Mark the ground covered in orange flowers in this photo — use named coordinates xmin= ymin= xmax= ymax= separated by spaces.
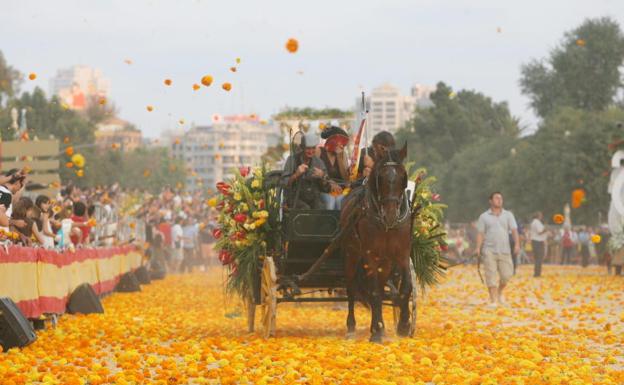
xmin=2 ymin=265 xmax=623 ymax=385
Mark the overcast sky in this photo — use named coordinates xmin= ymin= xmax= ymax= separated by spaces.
xmin=1 ymin=0 xmax=623 ymax=137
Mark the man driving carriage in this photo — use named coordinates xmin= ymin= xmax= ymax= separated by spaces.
xmin=281 ymin=132 xmax=331 ymax=209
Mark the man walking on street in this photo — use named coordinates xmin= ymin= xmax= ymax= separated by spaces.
xmin=476 ymin=192 xmax=520 ymax=307
xmin=530 ymin=211 xmax=547 ymax=277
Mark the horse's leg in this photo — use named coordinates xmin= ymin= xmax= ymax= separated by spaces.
xmin=368 ymin=273 xmax=384 ymax=343
xmin=346 ymin=286 xmax=356 ymax=339
xmin=397 ymin=265 xmax=412 ymax=337
xmin=344 ymin=246 xmax=358 ymax=339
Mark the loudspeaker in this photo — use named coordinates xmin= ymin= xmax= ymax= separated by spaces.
xmin=115 ymin=272 xmax=141 ymax=292
xmin=0 ymin=298 xmax=37 ymax=352
xmin=134 ymin=266 xmax=151 ymax=285
xmin=67 ymin=283 xmax=104 ymax=315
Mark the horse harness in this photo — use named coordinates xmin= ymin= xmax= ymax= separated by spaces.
xmin=363 ymin=160 xmax=411 ymax=232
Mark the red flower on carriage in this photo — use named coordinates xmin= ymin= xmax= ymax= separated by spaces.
xmin=212 ymin=228 xmax=222 ymax=239
xmin=219 ymin=250 xmax=233 ymax=265
xmin=229 ymin=231 xmax=246 ymax=241
xmin=216 ymin=182 xmax=231 ymax=195
xmin=233 ymin=213 xmax=247 ymax=223
xmin=239 ymin=166 xmax=250 ymax=177
xmin=432 ymin=193 xmax=441 ymax=202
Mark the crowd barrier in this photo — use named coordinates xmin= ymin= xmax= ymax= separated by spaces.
xmin=0 ymin=245 xmax=143 ymax=318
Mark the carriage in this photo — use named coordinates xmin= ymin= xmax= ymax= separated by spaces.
xmin=245 ymin=169 xmax=419 ymax=339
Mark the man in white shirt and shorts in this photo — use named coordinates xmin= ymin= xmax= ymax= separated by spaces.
xmin=476 ymin=192 xmax=520 ymax=307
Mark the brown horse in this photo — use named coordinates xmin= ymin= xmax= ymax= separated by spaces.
xmin=340 ymin=143 xmax=412 ymax=342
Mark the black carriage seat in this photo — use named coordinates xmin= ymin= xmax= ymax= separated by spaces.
xmin=280 ymin=209 xmax=345 ymax=288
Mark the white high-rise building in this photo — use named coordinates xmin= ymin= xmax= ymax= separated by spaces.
xmin=171 ymin=115 xmax=280 ymax=190
xmin=49 ymin=65 xmax=111 ymax=110
xmin=355 ymin=83 xmax=434 ymax=136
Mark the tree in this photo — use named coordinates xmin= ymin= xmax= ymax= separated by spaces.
xmin=491 ymin=107 xmax=624 ymax=224
xmin=396 ymin=82 xmax=520 ymax=174
xmin=0 ymin=51 xmax=22 ymax=106
xmin=520 ymin=17 xmax=624 ymax=118
xmin=437 ymin=136 xmax=517 ymax=222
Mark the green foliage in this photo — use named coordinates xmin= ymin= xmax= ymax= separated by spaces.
xmin=520 ymin=17 xmax=624 ymax=118
xmin=0 ymin=87 xmax=95 ymax=143
xmin=492 ymin=108 xmax=624 ymax=224
xmin=0 ymin=51 xmax=22 ymax=105
xmin=396 ymin=82 xmax=519 ymax=173
xmin=273 ymin=107 xmax=354 ymax=121
xmin=408 ymin=166 xmax=447 ymax=290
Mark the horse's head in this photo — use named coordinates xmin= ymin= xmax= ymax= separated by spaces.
xmin=370 ymin=142 xmax=408 ymax=229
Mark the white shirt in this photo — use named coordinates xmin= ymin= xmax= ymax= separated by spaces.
xmin=172 ymin=224 xmax=183 ymax=248
xmin=530 ymin=218 xmax=547 ymax=242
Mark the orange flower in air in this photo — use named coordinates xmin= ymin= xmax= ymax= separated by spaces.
xmin=28 ymin=73 xmax=37 ymax=80
xmin=230 ymin=67 xmax=237 ymax=73
xmin=285 ymin=38 xmax=299 ymax=53
xmin=98 ymin=97 xmax=106 ymax=105
xmin=66 ymin=162 xmax=74 ymax=169
xmin=193 ymin=83 xmax=200 ymax=91
xmin=76 ymin=169 xmax=84 ymax=177
xmin=553 ymin=214 xmax=565 ymax=224
xmin=63 ymin=137 xmax=70 ymax=144
xmin=146 ymin=105 xmax=154 ymax=112
xmin=164 ymin=79 xmax=172 ymax=86
xmin=65 ymin=146 xmax=74 ymax=156
xmin=576 ymin=39 xmax=586 ymax=47
xmin=143 ymin=170 xmax=151 ymax=177
xmin=222 ymin=82 xmax=232 ymax=91
xmin=111 ymin=143 xmax=120 ymax=150
xmin=571 ymin=188 xmax=586 ymax=209
xmin=201 ymin=75 xmax=213 ymax=87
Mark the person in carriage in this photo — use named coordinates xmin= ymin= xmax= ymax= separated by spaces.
xmin=319 ymin=126 xmax=350 ymax=210
xmin=357 ymin=130 xmax=396 ymax=180
xmin=281 ymin=132 xmax=330 ymax=210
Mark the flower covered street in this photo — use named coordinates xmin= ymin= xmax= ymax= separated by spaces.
xmin=2 ymin=265 xmax=623 ymax=385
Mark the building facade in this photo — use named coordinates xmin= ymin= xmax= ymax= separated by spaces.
xmin=49 ymin=65 xmax=111 ymax=110
xmin=355 ymin=83 xmax=435 ymax=136
xmin=171 ymin=115 xmax=280 ymax=190
xmin=95 ymin=117 xmax=142 ymax=151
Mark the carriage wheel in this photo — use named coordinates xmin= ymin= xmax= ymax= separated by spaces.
xmin=392 ymin=258 xmax=418 ymax=337
xmin=260 ymin=256 xmax=277 ymax=338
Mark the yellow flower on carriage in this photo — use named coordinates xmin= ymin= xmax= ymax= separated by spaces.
xmin=257 ymin=210 xmax=269 ymax=219
xmin=251 ymin=179 xmax=261 ymax=189
xmin=254 ymin=218 xmax=267 ymax=228
xmin=207 ymin=197 xmax=218 ymax=207
xmin=233 ymin=193 xmax=242 ymax=201
xmin=240 ymin=203 xmax=249 ymax=212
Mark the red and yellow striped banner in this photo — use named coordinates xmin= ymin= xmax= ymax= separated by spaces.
xmin=0 ymin=246 xmax=142 ymax=318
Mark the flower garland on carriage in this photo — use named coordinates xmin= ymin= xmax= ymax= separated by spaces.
xmin=212 ymin=162 xmax=447 ymax=301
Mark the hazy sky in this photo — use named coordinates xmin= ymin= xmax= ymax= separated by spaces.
xmin=2 ymin=0 xmax=623 ymax=137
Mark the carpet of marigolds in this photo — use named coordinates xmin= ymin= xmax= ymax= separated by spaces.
xmin=2 ymin=265 xmax=624 ymax=385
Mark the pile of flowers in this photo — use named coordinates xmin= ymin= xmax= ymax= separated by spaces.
xmin=212 ymin=166 xmax=276 ymax=299
xmin=409 ymin=167 xmax=448 ymax=288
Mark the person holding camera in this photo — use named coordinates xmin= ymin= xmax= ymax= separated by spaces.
xmin=0 ymin=169 xmax=28 ymax=232
xmin=281 ymin=132 xmax=329 ymax=210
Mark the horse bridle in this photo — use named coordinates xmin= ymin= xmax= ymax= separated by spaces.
xmin=367 ymin=160 xmax=410 ymax=231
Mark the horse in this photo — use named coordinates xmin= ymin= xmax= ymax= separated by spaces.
xmin=340 ymin=143 xmax=412 ymax=342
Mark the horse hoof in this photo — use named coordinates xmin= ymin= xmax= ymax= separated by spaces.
xmin=346 ymin=332 xmax=356 ymax=340
xmin=397 ymin=324 xmax=410 ymax=337
xmin=369 ymin=334 xmax=383 ymax=344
